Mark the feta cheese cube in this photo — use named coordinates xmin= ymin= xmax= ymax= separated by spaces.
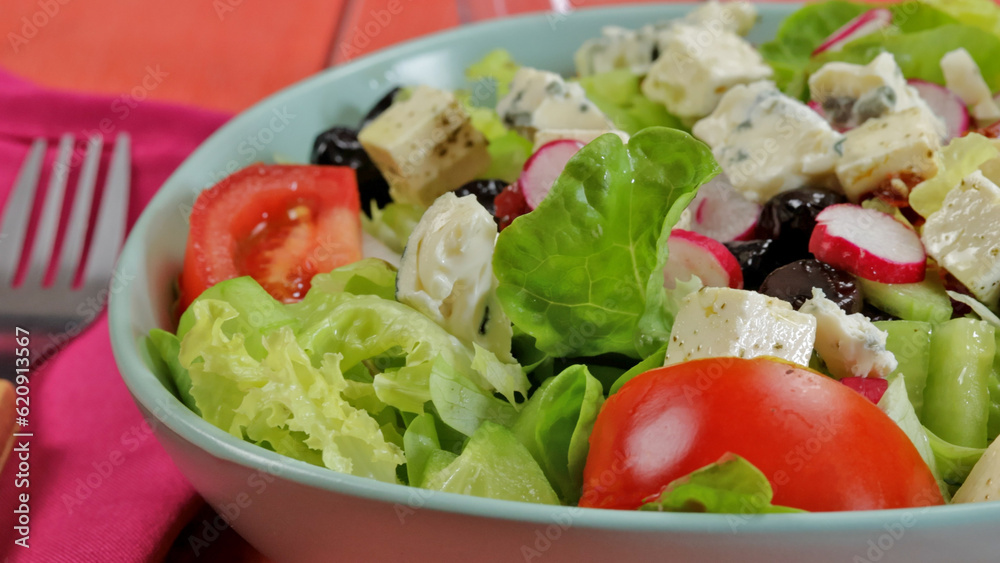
xmin=941 ymin=48 xmax=1000 ymax=124
xmin=664 ymin=287 xmax=817 ymax=367
xmin=835 ymin=106 xmax=942 ymax=202
xmin=641 ymin=24 xmax=772 ymax=120
xmin=358 ymin=85 xmax=490 ymax=207
xmin=692 ymin=80 xmax=843 ymax=203
xmin=532 ymin=128 xmax=629 ymax=151
xmin=921 ymin=171 xmax=1000 ymax=309
xmin=799 ymin=288 xmax=897 ymax=379
xmin=496 ymin=67 xmax=613 ymax=142
xmin=682 ymin=0 xmax=758 ymax=36
xmin=809 ymin=53 xmax=946 ymax=137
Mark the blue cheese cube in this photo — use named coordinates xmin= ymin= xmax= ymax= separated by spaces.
xmin=641 ymin=24 xmax=772 ymax=120
xmin=799 ymin=288 xmax=897 ymax=379
xmin=941 ymin=48 xmax=1000 ymax=124
xmin=921 ymin=171 xmax=1000 ymax=309
xmin=664 ymin=287 xmax=817 ymax=367
xmin=358 ymin=85 xmax=490 ymax=207
xmin=574 ymin=24 xmax=663 ymax=77
xmin=692 ymin=80 xmax=843 ymax=203
xmin=496 ymin=67 xmax=613 ymax=142
xmin=834 ymin=107 xmax=942 ymax=202
xmin=809 ymin=53 xmax=946 ymax=136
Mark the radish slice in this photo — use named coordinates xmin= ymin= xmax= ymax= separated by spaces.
xmin=665 ymin=229 xmax=744 ymax=290
xmin=809 ymin=204 xmax=926 ymax=284
xmin=812 ymin=9 xmax=892 ymax=56
xmin=688 ymin=175 xmax=761 ymax=242
xmin=841 ymin=377 xmax=889 ymax=404
xmin=518 ymin=139 xmax=584 ymax=209
xmin=909 ymin=79 xmax=969 ymax=139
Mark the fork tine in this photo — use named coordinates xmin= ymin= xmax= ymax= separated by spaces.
xmin=0 ymin=139 xmax=47 ymax=287
xmin=55 ymin=136 xmax=104 ymax=288
xmin=83 ymin=133 xmax=130 ymax=288
xmin=23 ymin=134 xmax=75 ymax=286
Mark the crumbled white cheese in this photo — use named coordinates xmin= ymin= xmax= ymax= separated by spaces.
xmin=799 ymin=288 xmax=897 ymax=379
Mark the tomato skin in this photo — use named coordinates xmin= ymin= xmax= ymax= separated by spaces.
xmin=580 ymin=357 xmax=944 ymax=512
xmin=179 ymin=165 xmax=361 ymax=309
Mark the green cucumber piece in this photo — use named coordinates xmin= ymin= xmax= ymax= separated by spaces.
xmin=923 ymin=318 xmax=994 ymax=448
xmin=873 ymin=320 xmax=932 ymax=418
xmin=989 ymin=331 xmax=1000 ymax=442
xmin=857 ymin=276 xmax=952 ymax=324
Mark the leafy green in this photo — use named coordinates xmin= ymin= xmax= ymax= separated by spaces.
xmin=759 ymin=1 xmax=998 ymax=100
xmin=306 ymin=258 xmax=397 ymax=301
xmin=176 ymin=276 xmax=298 ymax=361
xmin=421 ymin=421 xmax=560 ymax=505
xmin=149 ymin=329 xmax=198 ymax=413
xmin=179 ymin=299 xmax=405 ymax=482
xmin=511 ymin=365 xmax=604 ymax=504
xmin=428 ymin=356 xmax=518 ymax=436
xmin=577 ymin=69 xmax=684 ymax=135
xmin=910 ymin=134 xmax=998 ymax=218
xmin=494 ymin=127 xmax=719 ymax=359
xmin=361 ymin=202 xmax=425 ymax=255
xmin=639 ymin=454 xmax=803 ymax=514
xmin=821 ymin=23 xmax=1000 ymax=92
xmin=403 ymin=412 xmax=443 ymax=487
xmin=465 ymin=48 xmax=520 ymax=100
xmin=925 ymin=426 xmax=986 ymax=494
xmin=918 ymin=0 xmax=1000 ymax=38
xmin=610 ymin=343 xmax=667 ymax=395
xmin=758 ymin=0 xmax=868 ymax=99
xmin=878 ymin=375 xmax=949 ymax=500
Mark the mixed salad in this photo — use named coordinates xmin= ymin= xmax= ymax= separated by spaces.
xmin=149 ymin=0 xmax=1000 ymax=513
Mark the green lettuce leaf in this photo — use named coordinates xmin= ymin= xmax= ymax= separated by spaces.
xmin=176 ymin=276 xmax=298 ymax=361
xmin=428 ymin=355 xmax=518 ymax=436
xmin=179 ymin=299 xmax=405 ymax=482
xmin=420 ymin=421 xmax=560 ymax=505
xmin=639 ymin=454 xmax=803 ymax=514
xmin=305 ymin=258 xmax=397 ymax=301
xmin=918 ymin=0 xmax=1000 ymax=38
xmin=758 ymin=0 xmax=868 ymax=99
xmin=878 ymin=374 xmax=950 ymax=500
xmin=909 ymin=133 xmax=998 ymax=218
xmin=609 ymin=343 xmax=667 ymax=395
xmin=577 ymin=69 xmax=684 ymax=135
xmin=361 ymin=202 xmax=425 ymax=255
xmin=493 ymin=127 xmax=720 ymax=359
xmin=821 ymin=23 xmax=1000 ymax=92
xmin=925 ymin=426 xmax=986 ymax=494
xmin=403 ymin=412 xmax=442 ymax=487
xmin=511 ymin=365 xmax=604 ymax=504
xmin=148 ymin=329 xmax=198 ymax=414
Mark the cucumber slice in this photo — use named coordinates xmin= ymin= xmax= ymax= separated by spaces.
xmin=874 ymin=320 xmax=932 ymax=418
xmin=923 ymin=318 xmax=994 ymax=449
xmin=857 ymin=276 xmax=952 ymax=324
xmin=989 ymin=331 xmax=1000 ymax=442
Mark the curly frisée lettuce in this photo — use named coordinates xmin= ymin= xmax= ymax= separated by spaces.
xmin=179 ymin=299 xmax=405 ymax=482
xmin=493 ymin=127 xmax=720 ymax=359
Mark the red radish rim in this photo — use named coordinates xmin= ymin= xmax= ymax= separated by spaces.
xmin=666 ymin=229 xmax=744 ymax=289
xmin=908 ymin=79 xmax=969 ymax=139
xmin=808 ymin=204 xmax=926 ymax=284
xmin=519 ymin=139 xmax=585 ymax=210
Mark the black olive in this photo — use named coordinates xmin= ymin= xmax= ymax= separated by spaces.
xmin=310 ymin=126 xmax=391 ymax=213
xmin=723 ymin=239 xmax=789 ymax=291
xmin=358 ymin=86 xmax=402 ymax=130
xmin=758 ymin=259 xmax=863 ymax=314
xmin=757 ymin=187 xmax=847 ymax=260
xmin=454 ymin=179 xmax=509 ymax=218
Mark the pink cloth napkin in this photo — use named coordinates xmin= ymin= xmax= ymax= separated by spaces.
xmin=0 ymin=68 xmax=229 ymax=561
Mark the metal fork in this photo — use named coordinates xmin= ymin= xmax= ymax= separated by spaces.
xmin=0 ymin=134 xmax=131 ymax=370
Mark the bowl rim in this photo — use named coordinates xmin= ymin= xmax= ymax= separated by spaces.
xmin=109 ymin=0 xmax=1000 ymax=535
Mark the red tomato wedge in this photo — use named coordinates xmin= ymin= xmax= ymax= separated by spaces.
xmin=580 ymin=357 xmax=944 ymax=512
xmin=179 ymin=164 xmax=362 ymax=309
